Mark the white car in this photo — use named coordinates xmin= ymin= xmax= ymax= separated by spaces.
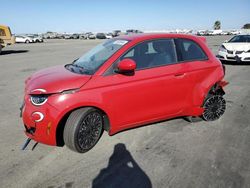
xmin=105 ymin=33 xmax=113 ymax=39
xmin=217 ymin=35 xmax=250 ymax=62
xmin=27 ymin=35 xmax=43 ymax=43
xmin=15 ymin=35 xmax=34 ymax=43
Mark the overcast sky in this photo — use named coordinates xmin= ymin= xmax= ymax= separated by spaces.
xmin=1 ymin=0 xmax=249 ymax=34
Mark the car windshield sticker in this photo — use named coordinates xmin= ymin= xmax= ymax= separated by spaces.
xmin=113 ymin=40 xmax=128 ymax=45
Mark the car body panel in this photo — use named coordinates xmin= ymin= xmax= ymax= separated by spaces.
xmin=25 ymin=65 xmax=91 ymax=94
xmin=21 ymin=33 xmax=226 ymax=146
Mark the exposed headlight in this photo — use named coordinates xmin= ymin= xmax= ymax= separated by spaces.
xmin=30 ymin=95 xmax=48 ymax=106
xmin=219 ymin=45 xmax=227 ymax=52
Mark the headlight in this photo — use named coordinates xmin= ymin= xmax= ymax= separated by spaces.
xmin=219 ymin=45 xmax=227 ymax=52
xmin=30 ymin=95 xmax=48 ymax=106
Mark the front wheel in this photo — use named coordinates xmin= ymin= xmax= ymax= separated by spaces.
xmin=202 ymin=95 xmax=226 ymax=121
xmin=63 ymin=108 xmax=103 ymax=153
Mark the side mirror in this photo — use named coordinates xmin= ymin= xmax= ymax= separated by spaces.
xmin=116 ymin=59 xmax=136 ymax=74
xmin=224 ymin=40 xmax=228 ymax=43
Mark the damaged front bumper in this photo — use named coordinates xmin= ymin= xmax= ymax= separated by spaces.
xmin=20 ymin=94 xmax=61 ymax=148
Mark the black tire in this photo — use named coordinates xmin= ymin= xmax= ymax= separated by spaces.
xmin=63 ymin=107 xmax=103 ymax=153
xmin=0 ymin=45 xmax=2 ymax=54
xmin=202 ymin=95 xmax=226 ymax=121
xmin=25 ymin=40 xmax=30 ymax=44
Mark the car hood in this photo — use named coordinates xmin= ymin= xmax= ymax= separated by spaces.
xmin=223 ymin=42 xmax=250 ymax=52
xmin=25 ymin=65 xmax=91 ymax=94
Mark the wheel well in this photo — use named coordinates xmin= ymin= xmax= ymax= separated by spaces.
xmin=56 ymin=106 xmax=110 ymax=146
xmin=208 ymin=83 xmax=225 ymax=96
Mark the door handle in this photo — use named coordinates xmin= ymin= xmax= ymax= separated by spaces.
xmin=174 ymin=73 xmax=186 ymax=77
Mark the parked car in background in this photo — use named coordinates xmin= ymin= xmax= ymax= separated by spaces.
xmin=196 ymin=30 xmax=207 ymax=36
xmin=220 ymin=31 xmax=230 ymax=35
xmin=0 ymin=24 xmax=15 ymax=54
xmin=70 ymin=34 xmax=79 ymax=39
xmin=112 ymin=30 xmax=121 ymax=37
xmin=217 ymin=34 xmax=250 ymax=63
xmin=105 ymin=33 xmax=113 ymax=39
xmin=126 ymin=29 xmax=143 ymax=35
xmin=79 ymin=33 xmax=88 ymax=39
xmin=64 ymin=34 xmax=71 ymax=39
xmin=229 ymin=30 xmax=241 ymax=35
xmin=96 ymin=33 xmax=106 ymax=39
xmin=21 ymin=33 xmax=228 ymax=153
xmin=208 ymin=30 xmax=222 ymax=35
xmin=27 ymin=35 xmax=43 ymax=43
xmin=42 ymin=32 xmax=57 ymax=39
xmin=15 ymin=35 xmax=34 ymax=43
xmin=88 ymin=33 xmax=96 ymax=39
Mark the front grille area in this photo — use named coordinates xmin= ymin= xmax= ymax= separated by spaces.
xmin=227 ymin=56 xmax=235 ymax=60
xmin=236 ymin=51 xmax=244 ymax=54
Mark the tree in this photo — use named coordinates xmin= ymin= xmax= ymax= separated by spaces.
xmin=213 ymin=20 xmax=221 ymax=30
xmin=242 ymin=23 xmax=250 ymax=29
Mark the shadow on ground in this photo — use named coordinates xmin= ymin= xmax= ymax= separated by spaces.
xmin=92 ymin=143 xmax=152 ymax=188
xmin=0 ymin=50 xmax=29 ymax=55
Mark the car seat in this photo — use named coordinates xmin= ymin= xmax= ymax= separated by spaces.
xmin=150 ymin=40 xmax=175 ymax=67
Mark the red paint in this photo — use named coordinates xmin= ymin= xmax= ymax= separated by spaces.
xmin=118 ymin=59 xmax=136 ymax=72
xmin=21 ymin=34 xmax=227 ymax=147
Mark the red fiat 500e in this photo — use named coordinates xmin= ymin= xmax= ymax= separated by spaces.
xmin=21 ymin=34 xmax=228 ymax=153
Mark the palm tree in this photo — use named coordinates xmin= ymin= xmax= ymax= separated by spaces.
xmin=214 ymin=21 xmax=221 ymax=30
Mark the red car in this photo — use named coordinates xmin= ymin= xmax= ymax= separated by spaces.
xmin=21 ymin=34 xmax=228 ymax=153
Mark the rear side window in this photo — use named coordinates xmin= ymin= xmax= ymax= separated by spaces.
xmin=175 ymin=39 xmax=208 ymax=62
xmin=0 ymin=28 xmax=6 ymax=36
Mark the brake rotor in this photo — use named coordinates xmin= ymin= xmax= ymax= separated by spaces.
xmin=202 ymin=95 xmax=226 ymax=121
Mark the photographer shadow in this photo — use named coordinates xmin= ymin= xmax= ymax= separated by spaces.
xmin=92 ymin=143 xmax=152 ymax=188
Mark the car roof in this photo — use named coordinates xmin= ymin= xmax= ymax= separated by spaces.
xmin=116 ymin=33 xmax=200 ymax=42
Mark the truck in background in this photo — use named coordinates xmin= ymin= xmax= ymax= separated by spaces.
xmin=0 ymin=25 xmax=15 ymax=54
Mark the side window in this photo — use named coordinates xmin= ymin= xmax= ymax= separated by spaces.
xmin=123 ymin=49 xmax=134 ymax=58
xmin=0 ymin=28 xmax=6 ymax=36
xmin=175 ymin=39 xmax=207 ymax=62
xmin=121 ymin=39 xmax=177 ymax=70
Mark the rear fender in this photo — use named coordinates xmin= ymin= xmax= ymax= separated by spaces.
xmin=193 ymin=80 xmax=228 ymax=107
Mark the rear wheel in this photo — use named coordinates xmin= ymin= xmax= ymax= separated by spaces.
xmin=202 ymin=95 xmax=226 ymax=121
xmin=63 ymin=107 xmax=103 ymax=153
xmin=25 ymin=40 xmax=30 ymax=44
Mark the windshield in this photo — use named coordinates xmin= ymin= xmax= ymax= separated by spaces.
xmin=229 ymin=35 xmax=250 ymax=43
xmin=66 ymin=39 xmax=129 ymax=75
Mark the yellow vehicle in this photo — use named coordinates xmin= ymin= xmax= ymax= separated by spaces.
xmin=0 ymin=25 xmax=15 ymax=54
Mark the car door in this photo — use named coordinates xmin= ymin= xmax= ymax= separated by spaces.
xmin=174 ymin=38 xmax=214 ymax=107
xmin=98 ymin=39 xmax=193 ymax=128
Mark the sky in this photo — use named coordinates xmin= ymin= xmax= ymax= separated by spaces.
xmin=1 ymin=0 xmax=249 ymax=34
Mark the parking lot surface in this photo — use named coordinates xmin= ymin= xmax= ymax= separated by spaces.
xmin=0 ymin=36 xmax=249 ymax=188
